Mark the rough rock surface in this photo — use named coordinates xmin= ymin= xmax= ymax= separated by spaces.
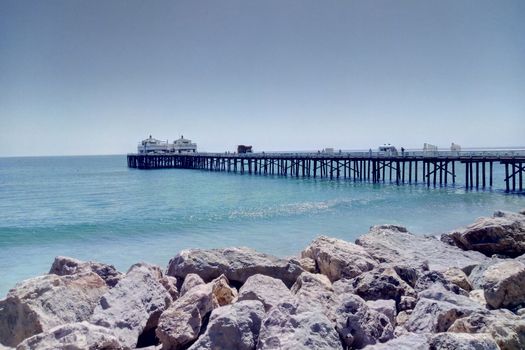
xmin=335 ymin=293 xmax=394 ymax=349
xmin=405 ymin=287 xmax=484 ymax=333
xmin=49 ymin=256 xmax=122 ymax=287
xmin=449 ymin=309 xmax=525 ymax=350
xmin=473 ymin=260 xmax=525 ymax=309
xmin=0 ymin=273 xmax=107 ymax=347
xmin=356 ymin=225 xmax=487 ymax=272
xmin=16 ymin=322 xmax=124 ymax=350
xmin=443 ymin=210 xmax=525 ymax=257
xmin=167 ymin=247 xmax=304 ymax=287
xmin=442 ymin=267 xmax=472 ymax=292
xmin=429 ymin=332 xmax=499 ymax=350
xmin=291 ymin=272 xmax=337 ymax=320
xmin=156 ymin=283 xmax=218 ymax=350
xmin=238 ymin=274 xmax=293 ymax=312
xmin=366 ymin=299 xmax=397 ymax=326
xmin=256 ymin=302 xmax=343 ymax=350
xmin=301 ymin=236 xmax=377 ymax=281
xmin=91 ymin=263 xmax=173 ymax=349
xmin=209 ymin=274 xmax=238 ymax=306
xmin=188 ymin=300 xmax=265 ymax=350
xmin=361 ymin=333 xmax=430 ymax=349
xmin=334 ymin=266 xmax=416 ymax=304
xmin=179 ymin=274 xmax=204 ymax=297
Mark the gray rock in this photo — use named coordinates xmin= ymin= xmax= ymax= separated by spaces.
xmin=361 ymin=333 xmax=430 ymax=349
xmin=301 ymin=236 xmax=377 ymax=282
xmin=449 ymin=309 xmax=525 ymax=350
xmin=0 ymin=273 xmax=107 ymax=347
xmin=291 ymin=272 xmax=337 ymax=320
xmin=443 ymin=210 xmax=525 ymax=258
xmin=405 ymin=287 xmax=485 ymax=333
xmin=334 ymin=266 xmax=416 ymax=305
xmin=469 ymin=289 xmax=488 ymax=308
xmin=256 ymin=302 xmax=343 ymax=350
xmin=476 ymin=260 xmax=525 ymax=309
xmin=49 ymin=256 xmax=122 ymax=288
xmin=335 ymin=293 xmax=394 ymax=349
xmin=188 ymin=300 xmax=265 ymax=350
xmin=180 ymin=273 xmax=204 ymax=297
xmin=15 ymin=321 xmax=124 ymax=350
xmin=238 ymin=274 xmax=293 ymax=312
xmin=398 ymin=296 xmax=417 ymax=312
xmin=167 ymin=247 xmax=304 ymax=288
xmin=356 ymin=225 xmax=487 ymax=273
xmin=91 ymin=263 xmax=172 ymax=349
xmin=366 ymin=299 xmax=397 ymax=326
xmin=160 ymin=275 xmax=179 ymax=301
xmin=442 ymin=267 xmax=472 ymax=292
xmin=429 ymin=332 xmax=499 ymax=350
xmin=414 ymin=271 xmax=467 ymax=296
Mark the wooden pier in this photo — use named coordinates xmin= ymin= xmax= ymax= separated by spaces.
xmin=127 ymin=151 xmax=525 ymax=193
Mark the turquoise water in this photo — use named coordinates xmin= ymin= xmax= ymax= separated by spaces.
xmin=1 ymin=155 xmax=524 ymax=296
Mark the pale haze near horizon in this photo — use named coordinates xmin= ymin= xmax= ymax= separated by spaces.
xmin=1 ymin=0 xmax=524 ymax=157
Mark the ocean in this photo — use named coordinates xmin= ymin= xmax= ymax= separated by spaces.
xmin=1 ymin=154 xmax=524 ymax=296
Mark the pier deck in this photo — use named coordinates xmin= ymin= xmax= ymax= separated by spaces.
xmin=127 ymin=150 xmax=525 ymax=193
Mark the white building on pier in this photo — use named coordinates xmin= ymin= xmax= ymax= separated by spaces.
xmin=137 ymin=135 xmax=197 ymax=154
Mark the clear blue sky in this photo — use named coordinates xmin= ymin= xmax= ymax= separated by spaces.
xmin=1 ymin=0 xmax=524 ymax=156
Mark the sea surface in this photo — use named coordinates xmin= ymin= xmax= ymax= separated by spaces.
xmin=1 ymin=155 xmax=524 ymax=296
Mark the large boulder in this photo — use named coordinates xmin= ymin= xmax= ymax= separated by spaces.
xmin=256 ymin=302 xmax=343 ymax=350
xmin=449 ymin=309 xmax=525 ymax=350
xmin=335 ymin=293 xmax=394 ymax=349
xmin=156 ymin=275 xmax=236 ymax=350
xmin=301 ymin=236 xmax=377 ymax=282
xmin=0 ymin=273 xmax=107 ymax=347
xmin=49 ymin=256 xmax=122 ymax=287
xmin=356 ymin=225 xmax=487 ymax=273
xmin=90 ymin=263 xmax=173 ymax=349
xmin=167 ymin=247 xmax=304 ymax=288
xmin=429 ymin=332 xmax=499 ymax=350
xmin=16 ymin=322 xmax=124 ymax=350
xmin=291 ymin=272 xmax=338 ymax=320
xmin=238 ymin=274 xmax=293 ymax=312
xmin=405 ymin=287 xmax=485 ymax=333
xmin=443 ymin=210 xmax=525 ymax=258
xmin=188 ymin=301 xmax=265 ymax=350
xmin=333 ymin=266 xmax=416 ymax=305
xmin=470 ymin=259 xmax=525 ymax=309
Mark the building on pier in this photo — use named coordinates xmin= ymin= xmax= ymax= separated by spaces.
xmin=137 ymin=135 xmax=197 ymax=154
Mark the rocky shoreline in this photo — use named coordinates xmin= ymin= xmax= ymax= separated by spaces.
xmin=1 ymin=209 xmax=525 ymax=350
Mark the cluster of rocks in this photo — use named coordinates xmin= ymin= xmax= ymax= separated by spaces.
xmin=1 ymin=209 xmax=525 ymax=350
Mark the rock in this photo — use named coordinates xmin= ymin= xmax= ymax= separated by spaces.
xmin=156 ymin=283 xmax=217 ymax=350
xmin=405 ymin=287 xmax=485 ymax=333
xmin=15 ymin=321 xmax=124 ymax=350
xmin=395 ymin=311 xmax=411 ymax=328
xmin=414 ymin=271 xmax=467 ymax=296
xmin=443 ymin=210 xmax=525 ymax=257
xmin=256 ymin=302 xmax=343 ymax=350
xmin=449 ymin=309 xmax=525 ymax=350
xmin=398 ymin=296 xmax=417 ymax=312
xmin=366 ymin=299 xmax=397 ymax=325
xmin=301 ymin=236 xmax=377 ymax=282
xmin=356 ymin=225 xmax=487 ymax=273
xmin=334 ymin=266 xmax=416 ymax=305
xmin=429 ymin=332 xmax=499 ymax=350
xmin=292 ymin=257 xmax=316 ymax=273
xmin=443 ymin=267 xmax=472 ymax=292
xmin=469 ymin=289 xmax=488 ymax=308
xmin=167 ymin=247 xmax=304 ymax=288
xmin=210 ymin=274 xmax=238 ymax=306
xmin=476 ymin=260 xmax=525 ymax=309
xmin=160 ymin=276 xmax=179 ymax=300
xmin=0 ymin=273 xmax=107 ymax=347
xmin=90 ymin=263 xmax=172 ymax=349
xmin=361 ymin=333 xmax=430 ymax=349
xmin=49 ymin=256 xmax=122 ymax=288
xmin=188 ymin=300 xmax=265 ymax=350
xmin=180 ymin=274 xmax=204 ymax=297
xmin=238 ymin=274 xmax=293 ymax=312
xmin=291 ymin=272 xmax=337 ymax=320
xmin=335 ymin=293 xmax=394 ymax=349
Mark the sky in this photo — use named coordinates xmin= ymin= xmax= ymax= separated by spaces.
xmin=1 ymin=0 xmax=524 ymax=156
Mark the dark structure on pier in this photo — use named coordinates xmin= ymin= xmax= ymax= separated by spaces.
xmin=127 ymin=151 xmax=525 ymax=193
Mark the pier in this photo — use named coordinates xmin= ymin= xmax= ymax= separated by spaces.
xmin=127 ymin=150 xmax=525 ymax=193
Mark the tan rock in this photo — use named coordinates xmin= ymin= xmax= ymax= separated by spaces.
xmin=238 ymin=274 xmax=293 ymax=312
xmin=443 ymin=267 xmax=472 ymax=292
